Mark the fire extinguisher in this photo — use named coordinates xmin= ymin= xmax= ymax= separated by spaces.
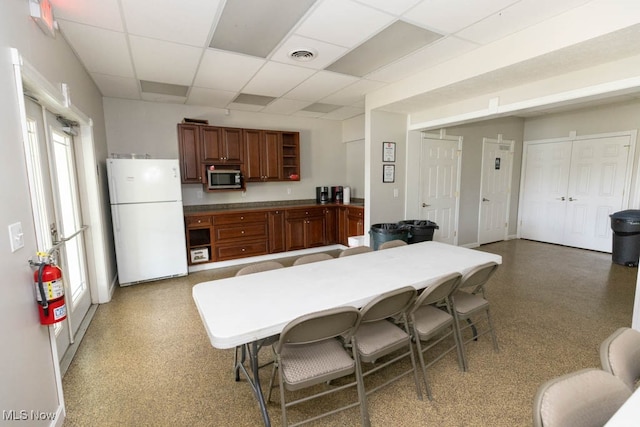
xmin=32 ymin=253 xmax=67 ymax=325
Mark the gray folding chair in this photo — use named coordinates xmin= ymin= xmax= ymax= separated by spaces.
xmin=453 ymin=262 xmax=500 ymax=359
xmin=408 ymin=273 xmax=465 ymax=399
xmin=292 ymin=252 xmax=333 ymax=265
xmin=233 ymin=261 xmax=284 ymax=376
xmin=378 ymin=239 xmax=407 ymax=250
xmin=339 ymin=246 xmax=373 ymax=257
xmin=533 ymin=368 xmax=631 ymax=427
xmin=267 ymin=306 xmax=370 ymax=427
xmin=353 ymin=286 xmax=422 ymax=399
xmin=600 ymin=326 xmax=640 ymax=390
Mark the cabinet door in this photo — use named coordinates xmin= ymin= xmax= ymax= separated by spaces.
xmin=285 ymin=217 xmax=306 ymax=251
xmin=201 ymin=126 xmax=223 ymax=163
xmin=324 ymin=207 xmax=338 ymax=244
xmin=263 ymin=131 xmax=282 ymax=181
xmin=306 ymin=215 xmax=326 ymax=248
xmin=223 ymin=128 xmax=244 ymax=163
xmin=347 ymin=207 xmax=364 ymax=239
xmin=268 ymin=210 xmax=286 ymax=253
xmin=243 ymin=129 xmax=263 ymax=181
xmin=177 ymin=124 xmax=203 ymax=183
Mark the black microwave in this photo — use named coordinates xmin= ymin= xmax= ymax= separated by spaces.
xmin=207 ymin=169 xmax=242 ymax=190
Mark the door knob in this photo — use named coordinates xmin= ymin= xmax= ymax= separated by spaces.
xmin=422 ymin=203 xmax=431 ymax=207
xmin=482 ymin=197 xmax=490 ymax=202
xmin=556 ymin=197 xmax=566 ymax=201
xmin=569 ymin=197 xmax=577 ymax=201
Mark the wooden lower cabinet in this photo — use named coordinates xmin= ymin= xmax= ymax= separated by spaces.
xmin=285 ymin=207 xmax=326 ymax=251
xmin=185 ymin=204 xmax=364 ymax=264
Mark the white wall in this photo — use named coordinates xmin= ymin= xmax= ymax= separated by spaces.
xmin=0 ymin=0 xmax=108 ymax=422
xmin=102 ymin=98 xmax=351 ymax=206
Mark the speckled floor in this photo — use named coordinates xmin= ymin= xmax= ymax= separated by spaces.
xmin=62 ymin=240 xmax=637 ymax=426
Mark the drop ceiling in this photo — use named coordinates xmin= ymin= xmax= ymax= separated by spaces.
xmin=50 ymin=0 xmax=637 ymax=121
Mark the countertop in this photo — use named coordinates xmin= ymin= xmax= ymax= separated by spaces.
xmin=183 ymin=198 xmax=364 ymax=215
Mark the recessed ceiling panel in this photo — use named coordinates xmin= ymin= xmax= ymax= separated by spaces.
xmin=326 ymin=20 xmax=442 ymax=77
xmin=210 ymin=0 xmax=317 ymax=57
xmin=121 ymin=0 xmax=222 ymax=47
xmin=233 ymin=93 xmax=276 ymax=106
xmin=129 ymin=36 xmax=201 ymax=85
xmin=194 ymin=50 xmax=265 ymax=91
xmin=58 ymin=20 xmax=134 ymax=77
xmin=140 ymin=80 xmax=189 ymax=97
xmin=301 ymin=103 xmax=342 ymax=113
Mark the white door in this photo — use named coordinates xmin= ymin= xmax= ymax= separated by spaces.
xmin=24 ymin=98 xmax=92 ymax=362
xmin=519 ymin=140 xmax=573 ymax=245
xmin=478 ymin=138 xmax=514 ymax=245
xmin=419 ymin=135 xmax=462 ymax=245
xmin=519 ymin=133 xmax=634 ymax=252
xmin=563 ymin=136 xmax=631 ymax=252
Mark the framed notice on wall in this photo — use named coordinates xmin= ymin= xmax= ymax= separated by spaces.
xmin=383 ymin=164 xmax=395 ymax=183
xmin=383 ymin=142 xmax=396 ymax=162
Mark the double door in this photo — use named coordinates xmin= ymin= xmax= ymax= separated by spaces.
xmin=519 ymin=133 xmax=635 ymax=252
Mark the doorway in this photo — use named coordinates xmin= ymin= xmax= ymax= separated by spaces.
xmin=23 ymin=97 xmax=93 ymax=367
xmin=478 ymin=136 xmax=514 ymax=245
xmin=419 ymin=132 xmax=462 ymax=245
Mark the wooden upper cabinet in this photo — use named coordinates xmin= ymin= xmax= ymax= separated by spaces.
xmin=177 ymin=124 xmax=204 ymax=183
xmin=201 ymin=126 xmax=244 ymax=164
xmin=244 ymin=129 xmax=282 ymax=182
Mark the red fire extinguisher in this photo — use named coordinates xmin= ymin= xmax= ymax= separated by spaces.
xmin=33 ymin=255 xmax=67 ymax=325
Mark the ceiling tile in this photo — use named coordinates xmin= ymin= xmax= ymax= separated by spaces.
xmin=140 ymin=92 xmax=186 ymax=104
xmin=456 ymin=0 xmax=593 ymax=45
xmin=321 ymin=105 xmax=364 ymax=120
xmin=242 ymin=62 xmax=316 ymax=97
xmin=225 ymin=102 xmax=266 ymax=112
xmin=284 ymin=71 xmax=359 ymax=101
xmin=129 ymin=36 xmax=202 ymax=85
xmin=404 ymin=0 xmax=518 ymax=34
xmin=193 ymin=50 xmax=265 ymax=91
xmin=295 ymin=0 xmax=395 ymax=48
xmin=91 ymin=73 xmax=140 ymax=99
xmin=50 ymin=0 xmax=123 ymax=31
xmin=210 ymin=0 xmax=317 ymax=57
xmin=262 ymin=98 xmax=313 ymax=115
xmin=366 ymin=36 xmax=477 ymax=82
xmin=121 ymin=0 xmax=222 ymax=47
xmin=58 ymin=20 xmax=134 ymax=77
xmin=355 ymin=0 xmax=422 ymax=16
xmin=270 ymin=35 xmax=348 ymax=70
xmin=320 ymin=79 xmax=387 ymax=105
xmin=186 ymin=87 xmax=238 ymax=108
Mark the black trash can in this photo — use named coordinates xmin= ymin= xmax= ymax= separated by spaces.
xmin=610 ymin=210 xmax=640 ymax=266
xmin=398 ymin=220 xmax=439 ymax=244
xmin=369 ymin=223 xmax=409 ymax=250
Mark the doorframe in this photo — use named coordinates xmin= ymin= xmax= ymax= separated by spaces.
xmin=517 ymin=130 xmax=638 ymax=240
xmin=477 ymin=135 xmax=515 ymax=245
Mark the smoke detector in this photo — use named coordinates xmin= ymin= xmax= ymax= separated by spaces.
xmin=288 ymin=48 xmax=317 ymax=62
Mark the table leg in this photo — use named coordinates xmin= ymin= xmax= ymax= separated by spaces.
xmin=233 ymin=340 xmax=271 ymax=426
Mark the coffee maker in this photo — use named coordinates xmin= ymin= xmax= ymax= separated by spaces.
xmin=332 ymin=186 xmax=344 ymax=204
xmin=316 ymin=186 xmax=330 ymax=204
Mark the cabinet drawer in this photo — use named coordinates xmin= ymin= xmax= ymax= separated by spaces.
xmin=346 ymin=207 xmax=363 ymax=218
xmin=285 ymin=207 xmax=325 ymax=220
xmin=186 ymin=215 xmax=212 ymax=227
xmin=214 ymin=223 xmax=267 ymax=241
xmin=214 ymin=240 xmax=268 ymax=261
xmin=214 ymin=211 xmax=267 ymax=225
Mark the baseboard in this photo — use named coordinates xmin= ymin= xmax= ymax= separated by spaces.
xmin=188 ymin=244 xmax=347 ymax=273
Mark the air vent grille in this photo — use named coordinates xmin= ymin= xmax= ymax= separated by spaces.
xmin=289 ymin=49 xmax=316 ymax=62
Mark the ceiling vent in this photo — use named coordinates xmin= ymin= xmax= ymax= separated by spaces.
xmin=289 ymin=49 xmax=316 ymax=62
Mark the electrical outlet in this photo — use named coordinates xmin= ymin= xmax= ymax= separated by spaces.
xmin=8 ymin=222 xmax=24 ymax=252
xmin=393 ymin=188 xmax=399 ymax=198
xmin=196 ymin=190 xmax=203 ymax=199
xmin=287 ymin=187 xmax=292 ymax=195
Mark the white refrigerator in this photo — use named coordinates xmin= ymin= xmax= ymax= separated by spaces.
xmin=107 ymin=158 xmax=188 ymax=286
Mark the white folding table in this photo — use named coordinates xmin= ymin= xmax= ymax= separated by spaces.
xmin=192 ymin=241 xmax=502 ymax=426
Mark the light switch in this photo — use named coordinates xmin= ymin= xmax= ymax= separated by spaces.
xmin=8 ymin=222 xmax=24 ymax=252
xmin=393 ymin=188 xmax=399 ymax=198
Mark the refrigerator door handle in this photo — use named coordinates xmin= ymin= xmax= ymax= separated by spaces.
xmin=112 ymin=207 xmax=120 ymax=232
